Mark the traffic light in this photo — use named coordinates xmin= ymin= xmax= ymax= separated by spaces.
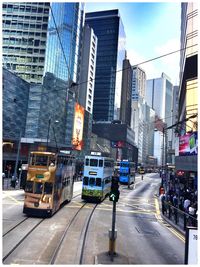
xmin=109 ymin=176 xmax=120 ymax=202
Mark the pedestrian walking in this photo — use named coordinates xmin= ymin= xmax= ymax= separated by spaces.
xmin=160 ymin=193 xmax=166 ymax=215
xmin=183 ymin=197 xmax=191 ymax=212
xmin=188 ymin=204 xmax=196 ymax=226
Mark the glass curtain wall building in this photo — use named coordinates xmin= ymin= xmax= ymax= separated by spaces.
xmin=38 ymin=2 xmax=85 ymax=147
xmin=3 ymin=2 xmax=85 ymax=148
xmin=44 ymin=2 xmax=84 ymax=82
xmin=85 ymin=10 xmax=126 ymax=122
xmin=2 ymin=2 xmax=50 ymax=84
xmin=2 ymin=2 xmax=84 ymax=84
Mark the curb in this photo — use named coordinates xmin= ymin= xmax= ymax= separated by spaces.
xmin=160 ymin=213 xmax=185 ymax=236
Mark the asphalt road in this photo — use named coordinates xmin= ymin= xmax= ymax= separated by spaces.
xmin=2 ymin=174 xmax=185 ymax=264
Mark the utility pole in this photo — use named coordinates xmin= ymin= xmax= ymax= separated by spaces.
xmin=109 ymin=176 xmax=119 ymax=261
xmin=13 ymin=130 xmax=22 ymax=185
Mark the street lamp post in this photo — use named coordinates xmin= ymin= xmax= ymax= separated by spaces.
xmin=13 ymin=130 xmax=22 ymax=184
xmin=162 ymin=127 xmax=165 ymax=174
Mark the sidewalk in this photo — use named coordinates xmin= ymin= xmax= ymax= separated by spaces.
xmin=2 ymin=177 xmax=20 ymax=190
xmin=157 ymin=194 xmax=185 ymax=236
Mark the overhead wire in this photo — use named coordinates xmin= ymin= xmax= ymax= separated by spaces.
xmin=16 ymin=43 xmax=197 ymax=98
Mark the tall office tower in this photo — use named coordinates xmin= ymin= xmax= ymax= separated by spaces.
xmin=146 ymin=73 xmax=173 ymax=127
xmin=85 ymin=10 xmax=126 ymax=122
xmin=2 ymin=2 xmax=86 ymax=149
xmin=146 ymin=73 xmax=174 ymax=164
xmin=2 ymin=2 xmax=84 ymax=84
xmin=132 ymin=66 xmax=146 ymax=100
xmin=120 ymin=55 xmax=132 ymax=126
xmin=171 ymin=85 xmax=179 ymax=162
xmin=131 ymin=98 xmax=155 ymax=165
xmin=42 ymin=3 xmax=85 ymax=149
xmin=175 ymin=3 xmax=198 ymax=190
xmin=2 ymin=2 xmax=50 ymax=84
xmin=78 ymin=25 xmax=98 ymax=114
xmin=179 ymin=2 xmax=198 ymax=131
xmin=44 ymin=2 xmax=84 ymax=82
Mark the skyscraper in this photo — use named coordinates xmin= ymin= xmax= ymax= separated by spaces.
xmin=175 ymin=2 xmax=198 ymax=191
xmin=120 ymin=55 xmax=132 ymax=126
xmin=2 ymin=2 xmax=50 ymax=83
xmin=78 ymin=25 xmax=98 ymax=114
xmin=146 ymin=73 xmax=174 ymax=165
xmin=146 ymin=72 xmax=173 ymax=126
xmin=2 ymin=2 xmax=84 ymax=83
xmin=85 ymin=9 xmax=126 ymax=122
xmin=44 ymin=2 xmax=84 ymax=82
xmin=132 ymin=66 xmax=146 ymax=101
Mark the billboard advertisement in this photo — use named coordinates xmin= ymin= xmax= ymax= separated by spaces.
xmin=179 ymin=132 xmax=198 ymax=156
xmin=111 ymin=141 xmax=125 ymax=148
xmin=72 ymin=103 xmax=84 ymax=150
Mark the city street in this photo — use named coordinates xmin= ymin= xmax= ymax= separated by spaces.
xmin=3 ymin=173 xmax=185 ymax=264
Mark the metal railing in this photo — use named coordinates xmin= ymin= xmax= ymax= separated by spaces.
xmin=161 ymin=201 xmax=198 ymax=231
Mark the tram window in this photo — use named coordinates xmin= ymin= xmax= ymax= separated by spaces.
xmin=89 ymin=177 xmax=95 ymax=186
xmin=25 ymin=181 xmax=33 ymax=193
xmin=99 ymin=160 xmax=103 ymax=167
xmin=96 ymin=178 xmax=101 ymax=187
xmin=35 ymin=182 xmax=43 ymax=194
xmin=120 ymin=172 xmax=128 ymax=176
xmin=104 ymin=161 xmax=111 ymax=167
xmin=33 ymin=155 xmax=48 ymax=166
xmin=83 ymin=176 xmax=89 ymax=185
xmin=44 ymin=182 xmax=53 ymax=194
xmin=86 ymin=158 xmax=89 ymax=166
xmin=121 ymin=163 xmax=128 ymax=167
xmin=90 ymin=159 xmax=98 ymax=167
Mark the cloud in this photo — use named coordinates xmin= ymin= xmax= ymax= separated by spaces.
xmin=127 ymin=49 xmax=163 ymax=80
xmin=127 ymin=38 xmax=180 ymax=85
xmin=154 ymin=38 xmax=180 ymax=84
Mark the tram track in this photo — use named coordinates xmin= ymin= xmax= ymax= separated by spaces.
xmin=3 ymin=194 xmax=81 ymax=239
xmin=50 ymin=202 xmax=98 ymax=264
xmin=3 ymin=218 xmax=45 ymax=262
xmin=3 ymin=193 xmax=83 ymax=263
xmin=3 ymin=217 xmax=29 ymax=237
xmin=3 ymin=190 xmax=98 ymax=264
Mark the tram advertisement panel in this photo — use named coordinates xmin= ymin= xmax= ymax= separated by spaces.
xmin=72 ymin=103 xmax=84 ymax=150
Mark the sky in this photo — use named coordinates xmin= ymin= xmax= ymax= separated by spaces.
xmin=85 ymin=1 xmax=182 ymax=85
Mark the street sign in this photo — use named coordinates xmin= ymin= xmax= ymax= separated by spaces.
xmin=184 ymin=227 xmax=198 ymax=264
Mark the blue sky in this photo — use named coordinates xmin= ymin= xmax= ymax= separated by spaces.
xmin=85 ymin=1 xmax=181 ymax=85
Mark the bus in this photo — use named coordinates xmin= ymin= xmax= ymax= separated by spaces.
xmin=23 ymin=151 xmax=75 ymax=217
xmin=119 ymin=160 xmax=136 ymax=184
xmin=81 ymin=155 xmax=114 ymax=202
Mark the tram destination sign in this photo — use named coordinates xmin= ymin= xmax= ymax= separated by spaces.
xmin=89 ymin=171 xmax=97 ymax=175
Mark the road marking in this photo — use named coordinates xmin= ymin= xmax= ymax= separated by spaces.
xmin=154 ymin=198 xmax=160 ymax=216
xmin=154 ymin=198 xmax=185 ymax=243
xmin=2 ymin=192 xmax=21 ymax=204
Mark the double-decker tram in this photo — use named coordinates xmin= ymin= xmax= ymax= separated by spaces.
xmin=119 ymin=160 xmax=136 ymax=184
xmin=81 ymin=155 xmax=114 ymax=202
xmin=23 ymin=151 xmax=76 ymax=217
